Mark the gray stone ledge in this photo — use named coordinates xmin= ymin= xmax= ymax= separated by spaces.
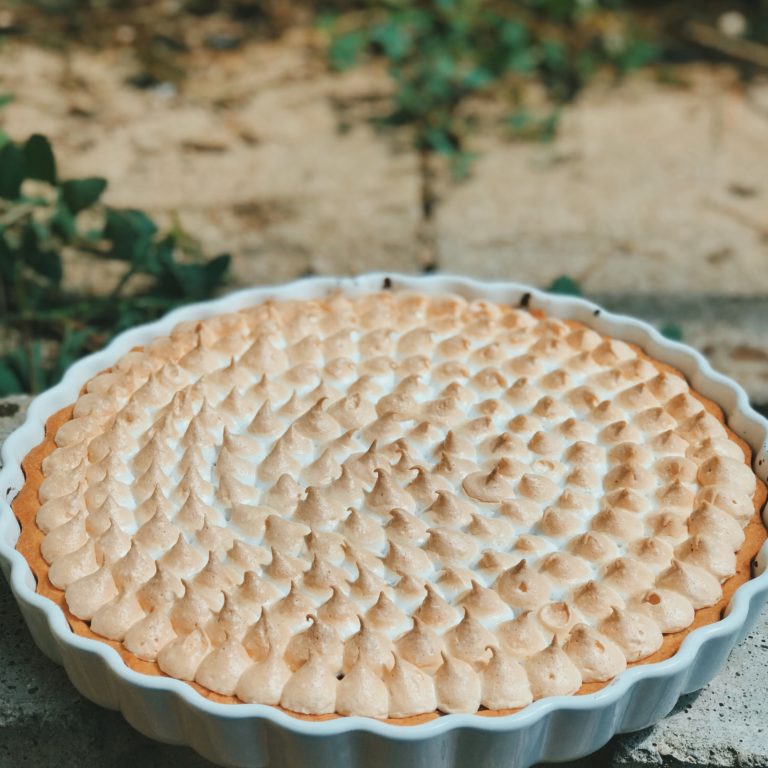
xmin=611 ymin=609 xmax=768 ymax=768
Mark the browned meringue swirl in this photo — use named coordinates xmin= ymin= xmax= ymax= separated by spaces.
xmin=35 ymin=290 xmax=759 ymax=719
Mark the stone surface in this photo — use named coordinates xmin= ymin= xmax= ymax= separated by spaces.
xmin=438 ymin=69 xmax=768 ymax=294
xmin=612 ymin=608 xmax=768 ymax=768
xmin=0 ymin=401 xmax=26 ymax=444
xmin=0 ymin=38 xmax=423 ymax=290
xmin=2 ymin=42 xmax=768 ymax=290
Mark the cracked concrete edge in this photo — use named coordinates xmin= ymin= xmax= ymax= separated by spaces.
xmin=0 ymin=396 xmax=30 ymax=444
xmin=610 ymin=609 xmax=768 ymax=768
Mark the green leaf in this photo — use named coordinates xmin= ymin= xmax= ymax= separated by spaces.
xmin=0 ymin=93 xmax=13 ymax=109
xmin=329 ymin=31 xmax=368 ymax=71
xmin=542 ymin=39 xmax=567 ymax=71
xmin=203 ymin=253 xmax=230 ymax=286
xmin=547 ymin=275 xmax=582 ymax=296
xmin=314 ymin=12 xmax=338 ymax=33
xmin=372 ymin=22 xmax=410 ymax=60
xmin=507 ymin=48 xmax=535 ymax=73
xmin=22 ymin=223 xmax=62 ymax=285
xmin=50 ymin=327 xmax=95 ymax=383
xmin=23 ymin=134 xmax=57 ymax=185
xmin=425 ymin=127 xmax=458 ymax=156
xmin=27 ymin=249 xmax=63 ymax=286
xmin=0 ymin=359 xmax=22 ymax=397
xmin=612 ymin=35 xmax=659 ymax=74
xmin=660 ymin=323 xmax=684 ymax=342
xmin=157 ymin=246 xmax=229 ymax=299
xmin=103 ymin=208 xmax=158 ymax=265
xmin=2 ymin=343 xmax=44 ymax=394
xmin=60 ymin=177 xmax=107 ymax=214
xmin=49 ymin=201 xmax=77 ymax=240
xmin=500 ymin=20 xmax=527 ymax=49
xmin=0 ymin=142 xmax=24 ymax=200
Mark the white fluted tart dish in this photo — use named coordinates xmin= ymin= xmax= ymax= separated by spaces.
xmin=1 ymin=273 xmax=767 ymax=768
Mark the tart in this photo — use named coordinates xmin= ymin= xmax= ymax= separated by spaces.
xmin=13 ymin=290 xmax=766 ymax=721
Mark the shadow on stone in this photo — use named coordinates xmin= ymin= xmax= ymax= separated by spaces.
xmin=668 ymin=689 xmax=705 ymax=717
xmin=0 ymin=576 xmax=217 ymax=768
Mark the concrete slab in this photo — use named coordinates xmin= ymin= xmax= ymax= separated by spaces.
xmin=438 ymin=71 xmax=768 ymax=295
xmin=3 ymin=41 xmax=768 ymax=294
xmin=612 ymin=608 xmax=768 ymax=767
xmin=0 ymin=40 xmax=423 ymax=291
xmin=0 ymin=397 xmax=30 ymax=456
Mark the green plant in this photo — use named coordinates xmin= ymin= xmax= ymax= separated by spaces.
xmin=323 ymin=0 xmax=659 ymax=171
xmin=0 ymin=131 xmax=230 ymax=396
xmin=659 ymin=322 xmax=684 ymax=342
xmin=320 ymin=0 xmax=658 ymax=270
xmin=547 ymin=274 xmax=582 ymax=296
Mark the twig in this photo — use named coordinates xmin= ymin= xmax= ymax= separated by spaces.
xmin=69 ymin=238 xmax=110 ymax=258
xmin=686 ymin=21 xmax=768 ymax=69
xmin=13 ymin=262 xmax=38 ymax=393
xmin=0 ymin=202 xmax=36 ymax=228
xmin=418 ymin=147 xmax=438 ymax=223
xmin=417 ymin=147 xmax=440 ymax=271
xmin=109 ymin=266 xmax=138 ymax=300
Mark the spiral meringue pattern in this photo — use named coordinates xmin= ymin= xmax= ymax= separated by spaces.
xmin=32 ymin=290 xmax=760 ymax=718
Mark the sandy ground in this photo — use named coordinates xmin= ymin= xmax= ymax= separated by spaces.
xmin=440 ymin=67 xmax=768 ymax=293
xmin=2 ymin=32 xmax=768 ymax=292
xmin=0 ymin=31 xmax=422 ymax=290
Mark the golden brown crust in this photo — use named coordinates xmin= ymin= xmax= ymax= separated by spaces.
xmin=12 ymin=313 xmax=767 ymax=725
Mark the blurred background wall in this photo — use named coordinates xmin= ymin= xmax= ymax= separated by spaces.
xmin=0 ymin=0 xmax=767 ymax=407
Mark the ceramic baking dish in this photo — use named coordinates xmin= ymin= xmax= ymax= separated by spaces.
xmin=1 ymin=273 xmax=767 ymax=768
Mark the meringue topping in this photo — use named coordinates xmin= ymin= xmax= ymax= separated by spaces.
xmin=34 ymin=290 xmax=758 ymax=719
xmin=481 ymin=647 xmax=533 ymax=709
xmin=336 ymin=660 xmax=389 ymax=718
xmin=385 ymin=656 xmax=437 ymax=718
xmin=525 ymin=641 xmax=582 ymax=699
xmin=564 ymin=623 xmax=626 ymax=682
xmin=599 ymin=607 xmax=663 ymax=662
xmin=434 ymin=653 xmax=481 ymax=713
xmin=280 ymin=650 xmax=338 ymax=715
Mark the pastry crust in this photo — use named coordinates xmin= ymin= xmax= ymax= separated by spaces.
xmin=12 ymin=300 xmax=767 ymax=724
